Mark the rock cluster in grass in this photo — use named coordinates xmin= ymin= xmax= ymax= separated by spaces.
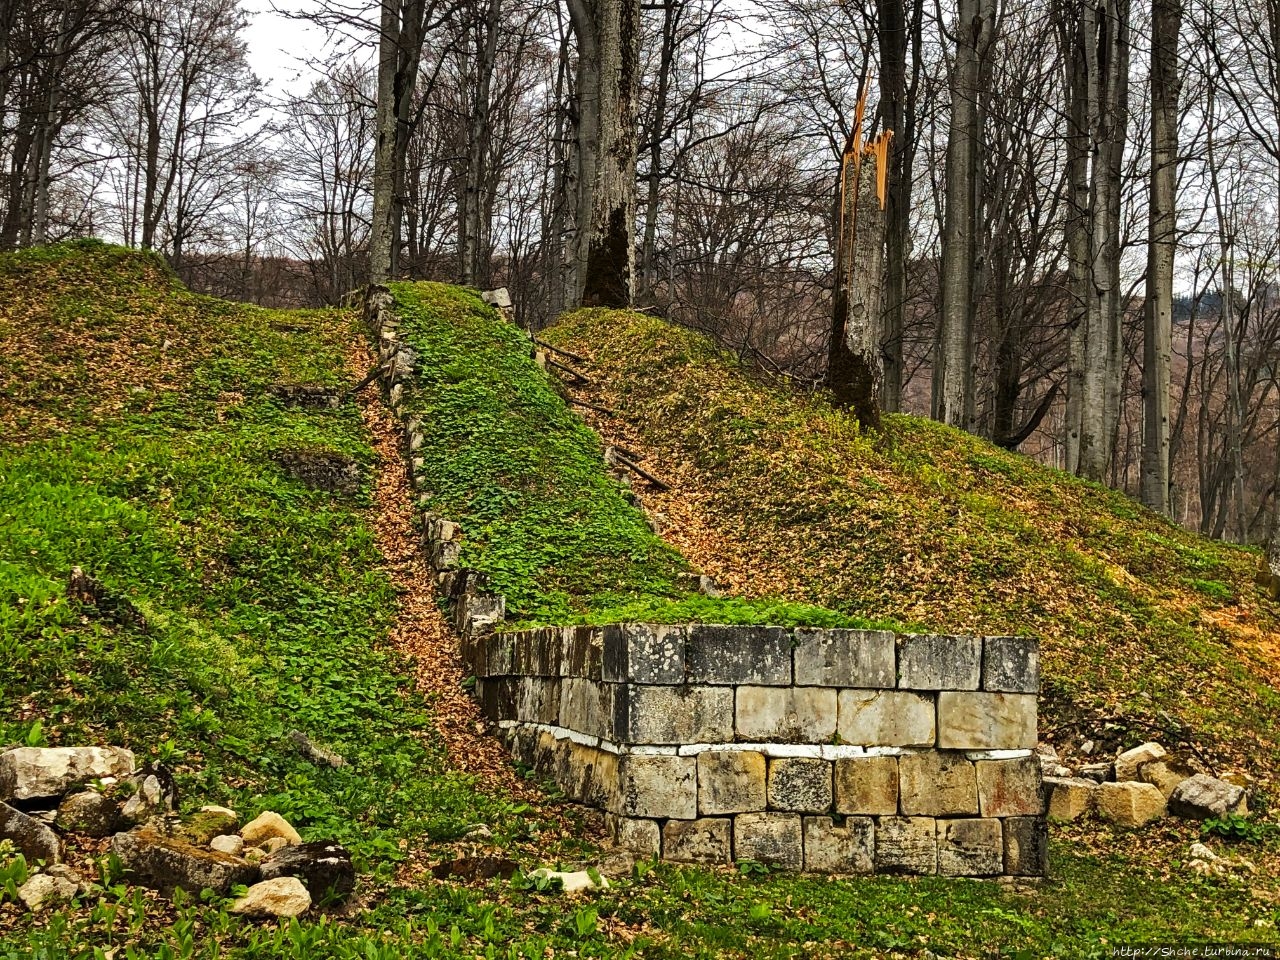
xmin=1039 ymin=740 xmax=1250 ymax=828
xmin=0 ymin=745 xmax=355 ymax=918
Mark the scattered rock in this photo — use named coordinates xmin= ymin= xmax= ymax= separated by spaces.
xmin=1137 ymin=756 xmax=1196 ymax=798
xmin=259 ymin=841 xmax=355 ymax=902
xmin=430 ymin=856 xmax=519 ymax=881
xmin=529 ymin=868 xmax=610 ymax=894
xmin=1043 ymin=777 xmax=1097 ymax=822
xmin=241 ymin=811 xmax=301 ymax=847
xmin=1169 ymin=774 xmax=1247 ymax=820
xmin=272 ymin=448 xmax=362 ymax=495
xmin=244 ymin=847 xmax=267 ymax=865
xmin=179 ymin=809 xmax=239 ymax=846
xmin=121 ymin=775 xmax=166 ymax=823
xmin=480 ymin=287 xmax=512 ymax=309
xmin=1095 ymin=781 xmax=1167 ymax=827
xmin=1079 ymin=740 xmax=1096 ymax=755
xmin=1077 ymin=762 xmax=1113 ymax=783
xmin=0 ymin=801 xmax=61 ymax=863
xmin=46 ymin=863 xmax=87 ymax=894
xmin=56 ymin=790 xmax=121 ymax=837
xmin=464 ymin=824 xmax=493 ymax=841
xmin=1114 ymin=742 xmax=1167 ymax=783
xmin=263 ymin=836 xmax=291 ymax=854
xmin=269 ymin=383 xmax=340 ymax=409
xmin=199 ymin=804 xmax=239 ymax=821
xmin=230 ymin=877 xmax=311 ymax=918
xmin=1034 ymin=743 xmax=1059 ymax=761
xmin=210 ymin=835 xmax=244 ymax=857
xmin=287 ymin=730 xmax=346 ymax=769
xmin=0 ymin=746 xmax=135 ymax=803
xmin=111 ymin=827 xmax=258 ymax=895
xmin=17 ymin=873 xmax=77 ymax=912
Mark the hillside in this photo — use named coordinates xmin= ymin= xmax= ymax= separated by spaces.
xmin=544 ymin=308 xmax=1280 ymax=783
xmin=0 ymin=248 xmax=1277 ymax=956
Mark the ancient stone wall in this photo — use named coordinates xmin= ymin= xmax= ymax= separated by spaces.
xmin=364 ymin=289 xmax=1047 ymax=877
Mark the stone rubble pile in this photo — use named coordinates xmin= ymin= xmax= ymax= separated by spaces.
xmin=0 ymin=745 xmax=355 ymax=918
xmin=1040 ymin=740 xmax=1249 ymax=828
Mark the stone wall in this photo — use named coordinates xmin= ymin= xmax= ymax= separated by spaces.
xmin=364 ymin=289 xmax=1046 ymax=878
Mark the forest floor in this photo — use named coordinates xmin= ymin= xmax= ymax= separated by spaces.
xmin=0 ymin=242 xmax=1277 ymax=958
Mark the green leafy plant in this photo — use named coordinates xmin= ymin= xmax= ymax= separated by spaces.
xmin=1202 ymin=813 xmax=1274 ymax=843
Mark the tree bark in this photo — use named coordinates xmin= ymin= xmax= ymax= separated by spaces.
xmin=370 ymin=0 xmax=403 ymax=285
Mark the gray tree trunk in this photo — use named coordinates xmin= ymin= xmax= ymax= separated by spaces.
xmin=370 ymin=0 xmax=403 ymax=285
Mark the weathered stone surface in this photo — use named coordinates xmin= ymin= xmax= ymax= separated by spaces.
xmin=603 ymin=624 xmax=686 ymax=684
xmin=792 ymin=628 xmax=895 ymax=688
xmin=260 ymin=841 xmax=355 ymax=901
xmin=512 ymin=628 xmax=563 ymax=677
xmin=937 ymin=818 xmax=1004 ymax=876
xmin=936 ymin=692 xmax=1037 ymax=750
xmin=1096 ymin=781 xmax=1167 ymax=826
xmin=875 ymin=817 xmax=937 ymax=874
xmin=17 ymin=873 xmax=78 ymax=912
xmin=564 ymin=626 xmax=603 ymax=680
xmin=614 ymin=684 xmax=734 ymax=744
xmin=177 ymin=809 xmax=238 ymax=846
xmin=899 ymin=753 xmax=978 ymax=816
xmin=481 ymin=287 xmax=513 ymax=309
xmin=802 ymin=816 xmax=874 ymax=873
xmin=897 ymin=634 xmax=981 ymax=691
xmin=0 ymin=801 xmax=60 ymax=863
xmin=837 ymin=690 xmax=935 ymax=747
xmin=833 ymin=756 xmax=899 ymax=815
xmin=608 ymin=816 xmax=661 ymax=857
xmin=976 ymin=756 xmax=1043 ymax=817
xmin=1003 ymin=816 xmax=1049 ymax=877
xmin=210 ymin=835 xmax=244 ymax=856
xmin=529 ymin=868 xmax=610 ymax=894
xmin=1077 ymin=762 xmax=1113 ymax=783
xmin=565 ymin=743 xmax=619 ymax=810
xmin=230 ymin=877 xmax=311 ymax=917
xmin=241 ymin=811 xmax=302 ymax=847
xmin=1168 ymin=774 xmax=1247 ymax=820
xmin=736 ymin=686 xmax=837 ymax=742
xmin=662 ymin=818 xmax=732 ymax=863
xmin=1114 ymin=742 xmax=1167 ymax=783
xmin=618 ymin=755 xmax=697 ymax=819
xmin=1044 ymin=777 xmax=1096 ymax=822
xmin=767 ymin=758 xmax=832 ymax=813
xmin=1137 ymin=757 xmax=1196 ymax=798
xmin=121 ymin=774 xmax=167 ymax=823
xmin=0 ymin=746 xmax=135 ymax=802
xmin=982 ymin=637 xmax=1039 ymax=694
xmin=686 ymin=625 xmax=792 ymax=685
xmin=733 ymin=813 xmax=803 ymax=869
xmin=559 ymin=678 xmax=611 ymax=738
xmin=697 ymin=751 xmax=766 ymax=815
xmin=56 ymin=790 xmax=120 ymax=838
xmin=112 ymin=828 xmax=258 ymax=895
xmin=515 ymin=676 xmax=561 ymax=725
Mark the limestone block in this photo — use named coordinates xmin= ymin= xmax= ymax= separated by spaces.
xmin=1114 ymin=742 xmax=1167 ymax=783
xmin=982 ymin=637 xmax=1039 ymax=694
xmin=736 ymin=686 xmax=837 ymax=742
xmin=0 ymin=746 xmax=136 ymax=802
xmin=662 ymin=818 xmax=732 ymax=863
xmin=937 ymin=818 xmax=1004 ymax=876
xmin=837 ymin=690 xmax=935 ymax=747
xmin=1137 ymin=756 xmax=1196 ymax=799
xmin=0 ymin=801 xmax=61 ymax=863
xmin=793 ymin=628 xmax=895 ymax=688
xmin=1003 ymin=816 xmax=1049 ymax=877
xmin=1169 ymin=774 xmax=1247 ymax=820
xmin=802 ymin=816 xmax=874 ymax=873
xmin=899 ymin=753 xmax=978 ymax=816
xmin=516 ymin=677 xmax=561 ymax=726
xmin=484 ymin=635 xmax=515 ymax=677
xmin=874 ymin=817 xmax=937 ymax=874
xmin=936 ymin=692 xmax=1037 ymax=750
xmin=478 ymin=678 xmax=518 ymax=722
xmin=513 ymin=628 xmax=562 ymax=677
xmin=617 ymin=755 xmax=697 ymax=819
xmin=560 ymin=678 xmax=612 ymax=739
xmin=602 ymin=624 xmax=686 ymax=684
xmin=767 ymin=758 xmax=832 ymax=813
xmin=614 ymin=684 xmax=733 ymax=744
xmin=607 ymin=816 xmax=661 ymax=857
xmin=976 ymin=756 xmax=1043 ymax=817
xmin=565 ymin=626 xmax=603 ymax=680
xmin=242 ymin=811 xmax=301 ymax=847
xmin=1096 ymin=781 xmax=1167 ymax=826
xmin=566 ymin=743 xmax=619 ymax=810
xmin=733 ymin=813 xmax=803 ymax=870
xmin=897 ymin=634 xmax=981 ymax=691
xmin=1044 ymin=777 xmax=1097 ymax=822
xmin=833 ymin=756 xmax=899 ymax=815
xmin=112 ymin=828 xmax=257 ymax=895
xmin=687 ymin=625 xmax=792 ymax=685
xmin=698 ymin=751 xmax=767 ymax=815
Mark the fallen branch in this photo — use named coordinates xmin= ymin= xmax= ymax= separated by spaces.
xmin=568 ymin=397 xmax=618 ymax=417
xmin=533 ymin=338 xmax=588 ymax=365
xmin=345 ymin=363 xmax=386 ymax=397
xmin=606 ymin=447 xmax=671 ymax=491
xmin=545 ymin=356 xmax=593 ymax=383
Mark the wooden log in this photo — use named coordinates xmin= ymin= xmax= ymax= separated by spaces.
xmin=568 ymin=397 xmax=618 ymax=416
xmin=533 ymin=337 xmax=588 ymax=364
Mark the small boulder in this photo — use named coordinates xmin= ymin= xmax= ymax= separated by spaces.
xmin=121 ymin=774 xmax=167 ymax=823
xmin=179 ymin=809 xmax=239 ymax=846
xmin=0 ymin=801 xmax=61 ymax=863
xmin=244 ymin=847 xmax=267 ymax=865
xmin=1137 ymin=756 xmax=1196 ymax=798
xmin=259 ymin=841 xmax=355 ymax=902
xmin=529 ymin=868 xmax=609 ymax=894
xmin=1114 ymin=742 xmax=1167 ymax=783
xmin=241 ymin=811 xmax=301 ymax=847
xmin=199 ymin=804 xmax=239 ymax=821
xmin=0 ymin=747 xmax=135 ymax=803
xmin=1077 ymin=762 xmax=1113 ymax=783
xmin=210 ymin=835 xmax=244 ymax=857
xmin=1044 ymin=777 xmax=1097 ymax=822
xmin=1169 ymin=774 xmax=1247 ymax=820
xmin=1095 ymin=781 xmax=1167 ymax=827
xmin=262 ymin=836 xmax=290 ymax=854
xmin=480 ymin=288 xmax=513 ymax=310
xmin=57 ymin=790 xmax=121 ymax=837
xmin=17 ymin=873 xmax=77 ymax=912
xmin=111 ymin=827 xmax=258 ymax=896
xmin=230 ymin=877 xmax=311 ymax=918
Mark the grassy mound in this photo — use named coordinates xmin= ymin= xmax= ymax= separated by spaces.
xmin=544 ymin=309 xmax=1280 ymax=780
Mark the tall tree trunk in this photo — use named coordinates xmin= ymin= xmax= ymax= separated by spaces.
xmin=1141 ymin=0 xmax=1180 ymax=515
xmin=370 ymin=0 xmax=403 ymax=285
xmin=639 ymin=0 xmax=678 ymax=300
xmin=459 ymin=0 xmax=501 ymax=287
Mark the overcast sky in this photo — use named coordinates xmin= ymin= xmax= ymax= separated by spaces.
xmin=240 ymin=0 xmax=332 ymax=99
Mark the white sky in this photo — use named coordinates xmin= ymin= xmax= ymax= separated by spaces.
xmin=240 ymin=0 xmax=332 ymax=99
